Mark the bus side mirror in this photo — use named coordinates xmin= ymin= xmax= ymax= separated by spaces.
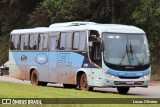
xmin=100 ymin=42 xmax=104 ymax=52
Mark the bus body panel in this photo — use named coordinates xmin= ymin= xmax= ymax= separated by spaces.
xmin=91 ymin=68 xmax=103 ymax=86
xmin=48 ymin=52 xmax=57 ymax=82
xmin=56 ymin=52 xmax=85 ymax=84
xmin=9 ymin=51 xmax=49 ymax=81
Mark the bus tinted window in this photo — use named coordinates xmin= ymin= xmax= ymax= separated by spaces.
xmin=20 ymin=34 xmax=28 ymax=50
xmin=10 ymin=35 xmax=15 ymax=50
xmin=38 ymin=33 xmax=48 ymax=51
xmin=79 ymin=31 xmax=86 ymax=50
xmin=60 ymin=33 xmax=72 ymax=50
xmin=49 ymin=36 xmax=58 ymax=51
xmin=73 ymin=32 xmax=79 ymax=50
xmin=24 ymin=34 xmax=29 ymax=50
xmin=20 ymin=35 xmax=25 ymax=50
xmin=10 ymin=35 xmax=19 ymax=50
xmin=73 ymin=31 xmax=86 ymax=51
xmin=29 ymin=34 xmax=38 ymax=50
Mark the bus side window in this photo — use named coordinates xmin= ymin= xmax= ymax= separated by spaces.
xmin=29 ymin=34 xmax=33 ymax=50
xmin=20 ymin=35 xmax=25 ymax=50
xmin=14 ymin=35 xmax=20 ymax=50
xmin=38 ymin=34 xmax=43 ymax=51
xmin=73 ymin=32 xmax=79 ymax=50
xmin=38 ymin=33 xmax=48 ymax=51
xmin=73 ymin=31 xmax=86 ymax=51
xmin=60 ymin=33 xmax=65 ymax=50
xmin=10 ymin=35 xmax=15 ymax=50
xmin=60 ymin=32 xmax=72 ymax=50
xmin=42 ymin=34 xmax=48 ymax=50
xmin=49 ymin=36 xmax=58 ymax=51
xmin=66 ymin=33 xmax=72 ymax=50
xmin=24 ymin=34 xmax=29 ymax=50
xmin=29 ymin=34 xmax=38 ymax=50
xmin=79 ymin=31 xmax=86 ymax=51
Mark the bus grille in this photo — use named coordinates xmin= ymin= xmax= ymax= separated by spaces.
xmin=114 ymin=81 xmax=144 ymax=85
xmin=118 ymin=76 xmax=140 ymax=79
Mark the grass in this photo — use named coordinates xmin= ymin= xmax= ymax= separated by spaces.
xmin=0 ymin=82 xmax=135 ymax=98
xmin=151 ymin=64 xmax=160 ymax=81
xmin=0 ymin=82 xmax=159 ymax=107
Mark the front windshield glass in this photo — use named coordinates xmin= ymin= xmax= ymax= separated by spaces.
xmin=103 ymin=33 xmax=150 ymax=66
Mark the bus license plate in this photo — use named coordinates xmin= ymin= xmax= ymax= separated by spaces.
xmin=126 ymin=81 xmax=134 ymax=85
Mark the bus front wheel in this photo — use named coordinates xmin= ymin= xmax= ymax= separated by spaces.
xmin=117 ymin=87 xmax=130 ymax=94
xmin=79 ymin=73 xmax=93 ymax=91
xmin=39 ymin=81 xmax=47 ymax=86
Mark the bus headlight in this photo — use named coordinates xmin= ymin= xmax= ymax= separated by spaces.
xmin=143 ymin=73 xmax=150 ymax=79
xmin=105 ymin=72 xmax=116 ymax=78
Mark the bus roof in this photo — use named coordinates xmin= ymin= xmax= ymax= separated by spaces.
xmin=11 ymin=22 xmax=145 ymax=35
xmin=49 ymin=21 xmax=96 ymax=27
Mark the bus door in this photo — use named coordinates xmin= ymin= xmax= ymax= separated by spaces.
xmin=89 ymin=30 xmax=102 ymax=86
xmin=89 ymin=42 xmax=102 ymax=86
xmin=48 ymin=34 xmax=59 ymax=82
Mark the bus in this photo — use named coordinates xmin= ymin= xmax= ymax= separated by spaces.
xmin=9 ymin=21 xmax=150 ymax=94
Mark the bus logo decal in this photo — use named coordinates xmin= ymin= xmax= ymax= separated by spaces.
xmin=57 ymin=53 xmax=72 ymax=66
xmin=35 ymin=53 xmax=48 ymax=64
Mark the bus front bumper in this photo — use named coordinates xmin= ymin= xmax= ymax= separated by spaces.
xmin=102 ymin=76 xmax=150 ymax=87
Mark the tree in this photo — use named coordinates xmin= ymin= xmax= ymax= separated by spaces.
xmin=0 ymin=0 xmax=43 ymax=65
xmin=132 ymin=0 xmax=160 ymax=64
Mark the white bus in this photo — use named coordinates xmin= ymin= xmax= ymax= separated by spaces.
xmin=9 ymin=22 xmax=150 ymax=94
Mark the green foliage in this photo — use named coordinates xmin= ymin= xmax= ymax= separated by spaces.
xmin=132 ymin=0 xmax=160 ymax=65
xmin=0 ymin=0 xmax=42 ymax=65
xmin=0 ymin=35 xmax=9 ymax=64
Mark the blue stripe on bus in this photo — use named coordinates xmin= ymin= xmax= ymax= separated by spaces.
xmin=108 ymin=68 xmax=150 ymax=77
xmin=81 ymin=57 xmax=98 ymax=68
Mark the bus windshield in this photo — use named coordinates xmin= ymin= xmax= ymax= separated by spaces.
xmin=102 ymin=33 xmax=150 ymax=66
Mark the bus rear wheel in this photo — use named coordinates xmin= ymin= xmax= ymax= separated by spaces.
xmin=117 ymin=87 xmax=130 ymax=94
xmin=31 ymin=70 xmax=40 ymax=86
xmin=79 ymin=73 xmax=93 ymax=91
xmin=31 ymin=70 xmax=47 ymax=86
xmin=63 ymin=84 xmax=77 ymax=88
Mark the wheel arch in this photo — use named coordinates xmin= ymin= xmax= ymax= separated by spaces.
xmin=29 ymin=67 xmax=38 ymax=80
xmin=76 ymin=69 xmax=88 ymax=85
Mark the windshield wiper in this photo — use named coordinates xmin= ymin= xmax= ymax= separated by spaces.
xmin=129 ymin=42 xmax=143 ymax=65
xmin=119 ymin=42 xmax=130 ymax=65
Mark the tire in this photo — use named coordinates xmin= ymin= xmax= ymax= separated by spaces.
xmin=31 ymin=70 xmax=40 ymax=86
xmin=117 ymin=87 xmax=130 ymax=94
xmin=0 ymin=71 xmax=2 ymax=76
xmin=79 ymin=73 xmax=93 ymax=91
xmin=63 ymin=84 xmax=77 ymax=88
xmin=39 ymin=81 xmax=48 ymax=86
xmin=31 ymin=70 xmax=47 ymax=86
